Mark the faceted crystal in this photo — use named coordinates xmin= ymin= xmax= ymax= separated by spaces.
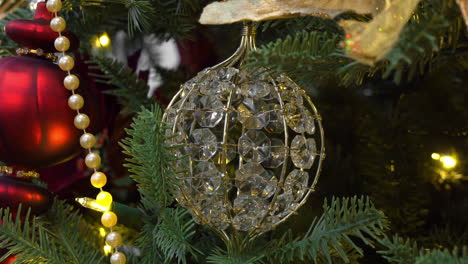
xmin=180 ymin=93 xmax=199 ymax=110
xmin=271 ymin=191 xmax=296 ymax=218
xmin=217 ymin=67 xmax=239 ymax=81
xmin=262 ymin=138 xmax=286 ymax=168
xmin=284 ymin=169 xmax=309 ymax=201
xmin=201 ymin=80 xmax=235 ymax=95
xmin=279 ymin=88 xmax=303 ymax=105
xmin=193 ymin=196 xmax=230 ymax=230
xmin=213 ymin=138 xmax=237 ymax=165
xmin=237 ymin=97 xmax=268 ymax=129
xmin=194 ymin=95 xmax=225 ymax=128
xmin=192 ymin=162 xmax=223 ymax=194
xmin=187 ymin=128 xmax=218 ymax=161
xmin=240 ymin=81 xmax=271 ymax=98
xmin=238 ymin=130 xmax=271 ymax=163
xmin=285 ymin=104 xmax=315 ymax=134
xmin=236 ymin=162 xmax=277 ymax=198
xmin=290 ymin=136 xmax=317 ymax=169
xmin=232 ymin=194 xmax=268 ymax=231
xmin=262 ymin=104 xmax=284 ymax=133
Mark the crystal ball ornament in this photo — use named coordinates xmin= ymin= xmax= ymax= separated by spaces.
xmin=163 ymin=24 xmax=324 ymax=239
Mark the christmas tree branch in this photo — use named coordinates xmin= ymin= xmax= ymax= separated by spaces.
xmin=265 ymin=196 xmax=388 ymax=264
xmin=0 ymin=201 xmax=105 ymax=264
xmin=377 ymin=235 xmax=468 ymax=264
xmin=88 ymin=56 xmax=153 ymax=114
xmin=120 ymin=104 xmax=177 ymax=210
xmin=250 ymin=0 xmax=464 ymax=87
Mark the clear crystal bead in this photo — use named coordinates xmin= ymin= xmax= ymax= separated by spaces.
xmin=237 ymin=98 xmax=267 ymax=129
xmin=262 ymin=104 xmax=284 ymax=134
xmin=194 ymin=95 xmax=225 ymax=128
xmin=176 ymin=110 xmax=195 ymax=134
xmin=180 ymin=93 xmax=199 ymax=110
xmin=217 ymin=67 xmax=239 ymax=81
xmin=232 ymin=194 xmax=268 ymax=231
xmin=262 ymin=138 xmax=286 ymax=168
xmin=271 ymin=191 xmax=296 ymax=218
xmin=238 ymin=130 xmax=271 ymax=163
xmin=201 ymin=80 xmax=235 ymax=96
xmin=193 ymin=196 xmax=230 ymax=230
xmin=213 ymin=138 xmax=237 ymax=165
xmin=285 ymin=104 xmax=315 ymax=134
xmin=187 ymin=128 xmax=218 ymax=161
xmin=236 ymin=162 xmax=277 ymax=198
xmin=192 ymin=162 xmax=223 ymax=194
xmin=284 ymin=169 xmax=309 ymax=201
xmin=290 ymin=136 xmax=317 ymax=169
xmin=240 ymin=81 xmax=271 ymax=98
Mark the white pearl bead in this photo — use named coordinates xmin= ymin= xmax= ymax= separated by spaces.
xmin=106 ymin=232 xmax=123 ymax=248
xmin=46 ymin=0 xmax=62 ymax=12
xmin=85 ymin=152 xmax=101 ymax=169
xmin=64 ymin=74 xmax=80 ymax=90
xmin=68 ymin=94 xmax=84 ymax=110
xmin=80 ymin=133 xmax=96 ymax=149
xmin=74 ymin=113 xmax=90 ymax=129
xmin=55 ymin=36 xmax=70 ymax=52
xmin=110 ymin=252 xmax=126 ymax=264
xmin=50 ymin=17 xmax=66 ymax=32
xmin=58 ymin=55 xmax=75 ymax=71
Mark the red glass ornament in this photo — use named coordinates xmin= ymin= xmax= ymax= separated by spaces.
xmin=0 ymin=177 xmax=53 ymax=215
xmin=0 ymin=249 xmax=16 ymax=264
xmin=5 ymin=2 xmax=78 ymax=52
xmin=0 ymin=56 xmax=81 ymax=168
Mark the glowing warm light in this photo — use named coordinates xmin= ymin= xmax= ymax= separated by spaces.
xmin=440 ymin=156 xmax=457 ymax=169
xmin=431 ymin=153 xmax=441 ymax=160
xmin=75 ymin=197 xmax=110 ymax=212
xmin=98 ymin=33 xmax=110 ymax=47
xmin=103 ymin=244 xmax=112 ymax=255
xmin=99 ymin=227 xmax=107 ymax=238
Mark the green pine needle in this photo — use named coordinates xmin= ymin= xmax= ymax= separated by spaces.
xmin=0 ymin=201 xmax=105 ymax=264
xmin=266 ymin=196 xmax=388 ymax=264
xmin=120 ymin=104 xmax=177 ymax=210
xmin=88 ymin=56 xmax=153 ymax=114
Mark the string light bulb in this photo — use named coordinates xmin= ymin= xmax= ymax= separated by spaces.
xmin=104 ymin=244 xmax=113 ymax=256
xmin=431 ymin=153 xmax=457 ymax=169
xmin=431 ymin=153 xmax=441 ymax=160
xmin=99 ymin=227 xmax=107 ymax=238
xmin=440 ymin=156 xmax=457 ymax=169
xmin=75 ymin=197 xmax=110 ymax=212
xmin=97 ymin=33 xmax=111 ymax=47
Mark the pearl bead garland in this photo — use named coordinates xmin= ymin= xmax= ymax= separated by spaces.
xmin=46 ymin=0 xmax=125 ymax=262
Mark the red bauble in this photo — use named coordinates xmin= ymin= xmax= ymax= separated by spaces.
xmin=0 ymin=177 xmax=53 ymax=215
xmin=0 ymin=56 xmax=81 ymax=168
xmin=0 ymin=249 xmax=16 ymax=264
xmin=5 ymin=2 xmax=79 ymax=52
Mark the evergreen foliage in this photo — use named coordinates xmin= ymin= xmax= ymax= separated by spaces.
xmin=265 ymin=196 xmax=387 ymax=264
xmin=0 ymin=201 xmax=104 ymax=264
xmin=89 ymin=56 xmax=153 ymax=114
xmin=120 ymin=104 xmax=176 ymax=209
xmin=0 ymin=0 xmax=466 ymax=263
xmin=251 ymin=0 xmax=465 ymax=87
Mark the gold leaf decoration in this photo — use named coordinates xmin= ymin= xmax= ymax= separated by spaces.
xmin=199 ymin=0 xmax=387 ymax=25
xmin=339 ymin=0 xmax=421 ymax=65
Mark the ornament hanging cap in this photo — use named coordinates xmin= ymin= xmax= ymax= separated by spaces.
xmin=5 ymin=2 xmax=79 ymax=52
